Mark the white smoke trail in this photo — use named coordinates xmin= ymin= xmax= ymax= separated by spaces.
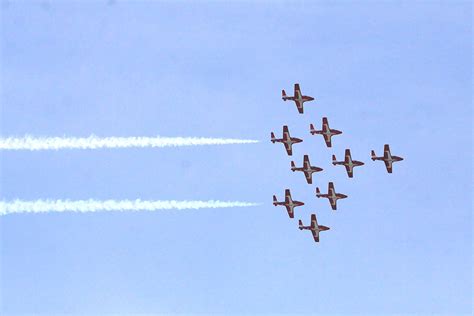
xmin=0 ymin=199 xmax=261 ymax=216
xmin=0 ymin=135 xmax=259 ymax=150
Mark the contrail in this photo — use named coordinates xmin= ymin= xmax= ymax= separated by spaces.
xmin=0 ymin=199 xmax=261 ymax=216
xmin=0 ymin=135 xmax=259 ymax=150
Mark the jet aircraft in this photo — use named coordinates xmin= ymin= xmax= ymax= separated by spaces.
xmin=298 ymin=214 xmax=330 ymax=243
xmin=371 ymin=144 xmax=404 ymax=173
xmin=273 ymin=189 xmax=304 ymax=218
xmin=309 ymin=117 xmax=342 ymax=147
xmin=290 ymin=155 xmax=323 ymax=184
xmin=332 ymin=149 xmax=364 ymax=178
xmin=271 ymin=125 xmax=302 ymax=156
xmin=281 ymin=83 xmax=314 ymax=114
xmin=315 ymin=182 xmax=348 ymax=210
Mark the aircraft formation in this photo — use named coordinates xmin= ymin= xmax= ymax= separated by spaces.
xmin=272 ymin=83 xmax=404 ymax=243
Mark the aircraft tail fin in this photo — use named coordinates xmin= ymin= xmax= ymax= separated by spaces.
xmin=315 ymin=187 xmax=321 ymax=196
xmin=290 ymin=161 xmax=296 ymax=170
xmin=309 ymin=123 xmax=315 ymax=133
xmin=272 ymin=195 xmax=277 ymax=205
xmin=371 ymin=150 xmax=376 ymax=160
xmin=271 ymin=132 xmax=276 ymax=143
xmin=332 ymin=154 xmax=337 ymax=164
xmin=298 ymin=220 xmax=303 ymax=230
xmin=282 ymin=89 xmax=287 ymax=99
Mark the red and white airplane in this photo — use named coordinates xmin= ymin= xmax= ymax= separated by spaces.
xmin=273 ymin=189 xmax=304 ymax=218
xmin=316 ymin=182 xmax=347 ymax=211
xmin=290 ymin=154 xmax=323 ymax=184
xmin=371 ymin=144 xmax=404 ymax=173
xmin=309 ymin=117 xmax=342 ymax=148
xmin=332 ymin=149 xmax=364 ymax=178
xmin=281 ymin=83 xmax=314 ymax=114
xmin=271 ymin=125 xmax=303 ymax=156
xmin=298 ymin=214 xmax=330 ymax=243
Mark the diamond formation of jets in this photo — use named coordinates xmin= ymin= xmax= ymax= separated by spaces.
xmin=271 ymin=125 xmax=302 ymax=156
xmin=316 ymin=182 xmax=348 ymax=210
xmin=371 ymin=144 xmax=404 ymax=173
xmin=332 ymin=149 xmax=365 ymax=178
xmin=272 ymin=83 xmax=403 ymax=244
xmin=281 ymin=83 xmax=314 ymax=114
xmin=290 ymin=154 xmax=323 ymax=184
xmin=310 ymin=117 xmax=342 ymax=148
xmin=298 ymin=214 xmax=330 ymax=243
xmin=273 ymin=189 xmax=304 ymax=219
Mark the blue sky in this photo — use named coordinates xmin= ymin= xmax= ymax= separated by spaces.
xmin=1 ymin=1 xmax=472 ymax=315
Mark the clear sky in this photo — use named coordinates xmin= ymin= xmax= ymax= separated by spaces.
xmin=1 ymin=1 xmax=472 ymax=315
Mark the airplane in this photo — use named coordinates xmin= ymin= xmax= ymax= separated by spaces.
xmin=281 ymin=83 xmax=315 ymax=114
xmin=272 ymin=189 xmax=304 ymax=218
xmin=290 ymin=154 xmax=323 ymax=184
xmin=371 ymin=144 xmax=404 ymax=173
xmin=332 ymin=149 xmax=364 ymax=178
xmin=309 ymin=117 xmax=342 ymax=148
xmin=299 ymin=214 xmax=330 ymax=243
xmin=315 ymin=182 xmax=347 ymax=210
xmin=271 ymin=125 xmax=303 ymax=156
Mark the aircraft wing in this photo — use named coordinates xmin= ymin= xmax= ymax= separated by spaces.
xmin=311 ymin=229 xmax=320 ymax=242
xmin=284 ymin=142 xmax=293 ymax=156
xmin=293 ymin=84 xmax=304 ymax=113
xmin=344 ymin=149 xmax=352 ymax=163
xmin=345 ymin=165 xmax=354 ymax=178
xmin=282 ymin=126 xmax=293 ymax=155
xmin=323 ymin=133 xmax=332 ymax=147
xmin=304 ymin=170 xmax=312 ymax=184
xmin=303 ymin=155 xmax=310 ymax=168
xmin=384 ymin=144 xmax=392 ymax=160
xmin=283 ymin=125 xmax=290 ymax=138
xmin=322 ymin=117 xmax=329 ymax=130
xmin=284 ymin=190 xmax=294 ymax=218
xmin=384 ymin=160 xmax=393 ymax=173
xmin=322 ymin=117 xmax=331 ymax=147
xmin=294 ymin=100 xmax=304 ymax=114
xmin=294 ymin=84 xmax=301 ymax=98
xmin=311 ymin=214 xmax=318 ymax=228
xmin=328 ymin=183 xmax=338 ymax=210
xmin=328 ymin=182 xmax=335 ymax=195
